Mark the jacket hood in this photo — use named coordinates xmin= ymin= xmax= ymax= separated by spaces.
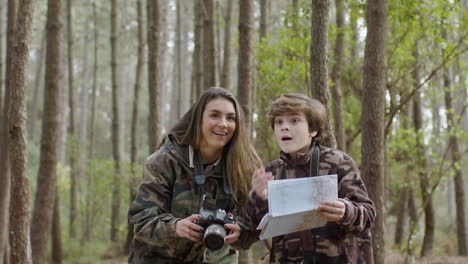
xmin=163 ymin=133 xmax=222 ymax=169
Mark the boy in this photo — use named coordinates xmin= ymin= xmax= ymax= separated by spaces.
xmin=246 ymin=93 xmax=375 ymax=264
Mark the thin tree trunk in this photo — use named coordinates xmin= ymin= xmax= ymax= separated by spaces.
xmin=0 ymin=0 xmax=16 ymax=261
xmin=66 ymin=0 xmax=77 ymax=238
xmin=259 ymin=0 xmax=269 ymax=40
xmin=27 ymin=29 xmax=46 ymax=142
xmin=443 ymin=45 xmax=467 ymax=255
xmin=159 ymin=0 xmax=169 ymax=130
xmin=349 ymin=8 xmax=358 ymax=64
xmin=215 ymin=1 xmax=222 ymax=79
xmin=51 ymin=188 xmax=63 ymax=264
xmin=256 ymin=0 xmax=271 ymax=258
xmin=220 ymin=0 xmax=233 ymax=90
xmin=85 ymin=2 xmax=98 ymax=242
xmin=192 ymin=0 xmax=204 ymax=100
xmin=238 ymin=0 xmax=254 ymax=137
xmin=361 ymin=0 xmax=388 ymax=263
xmin=181 ymin=3 xmax=191 ymax=114
xmin=77 ymin=19 xmax=91 ymax=241
xmin=175 ymin=0 xmax=182 ymax=119
xmin=331 ymin=0 xmax=345 ymax=151
xmin=394 ymin=91 xmax=411 ymax=247
xmin=88 ymin=1 xmax=98 ymax=159
xmin=125 ymin=0 xmax=145 ymax=254
xmin=110 ymin=0 xmax=122 ymax=242
xmin=203 ymin=0 xmax=217 ymax=88
xmin=147 ymin=0 xmax=160 ymax=153
xmin=8 ymin=0 xmax=34 ymax=262
xmin=412 ymin=42 xmax=435 ymax=257
xmin=30 ymin=0 xmax=63 ymax=262
xmin=394 ymin=187 xmax=408 ymax=245
xmin=79 ymin=20 xmax=90 ymax=148
xmin=0 ymin=0 xmax=3 ymax=115
xmin=310 ymin=0 xmax=336 ymax=148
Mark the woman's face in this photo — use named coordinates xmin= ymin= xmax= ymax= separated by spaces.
xmin=200 ymin=98 xmax=236 ymax=153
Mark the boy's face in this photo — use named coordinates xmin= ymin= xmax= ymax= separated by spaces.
xmin=273 ymin=113 xmax=317 ymax=154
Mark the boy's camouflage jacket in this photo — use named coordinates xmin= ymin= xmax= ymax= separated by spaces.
xmin=128 ymin=134 xmax=256 ymax=263
xmin=246 ymin=145 xmax=376 ymax=264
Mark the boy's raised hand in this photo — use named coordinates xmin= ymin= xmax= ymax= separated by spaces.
xmin=251 ymin=168 xmax=274 ymax=200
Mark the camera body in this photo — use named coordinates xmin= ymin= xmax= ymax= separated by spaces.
xmin=197 ymin=207 xmax=236 ymax=251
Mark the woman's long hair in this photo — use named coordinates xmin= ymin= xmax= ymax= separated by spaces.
xmin=169 ymin=87 xmax=262 ymax=203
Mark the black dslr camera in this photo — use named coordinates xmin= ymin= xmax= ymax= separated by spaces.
xmin=197 ymin=195 xmax=236 ymax=251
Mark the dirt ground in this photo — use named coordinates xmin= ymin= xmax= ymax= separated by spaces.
xmin=385 ymin=252 xmax=468 ymax=264
xmin=98 ymin=254 xmax=468 ymax=264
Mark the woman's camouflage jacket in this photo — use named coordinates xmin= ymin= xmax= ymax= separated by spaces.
xmin=128 ymin=134 xmax=256 ymax=263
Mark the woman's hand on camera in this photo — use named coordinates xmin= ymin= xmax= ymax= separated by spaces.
xmin=318 ymin=201 xmax=346 ymax=222
xmin=175 ymin=214 xmax=204 ymax=242
xmin=251 ymin=168 xmax=274 ymax=200
xmin=224 ymin=223 xmax=241 ymax=245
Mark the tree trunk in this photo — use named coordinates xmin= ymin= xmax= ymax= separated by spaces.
xmin=310 ymin=0 xmax=335 ymax=148
xmin=259 ymin=0 xmax=269 ymax=40
xmin=192 ymin=0 xmax=204 ymax=100
xmin=27 ymin=29 xmax=46 ymax=142
xmin=0 ymin=0 xmax=3 ymax=116
xmin=159 ymin=0 xmax=169 ymax=131
xmin=331 ymin=0 xmax=345 ymax=151
xmin=175 ymin=0 xmax=182 ymax=119
xmin=394 ymin=187 xmax=408 ymax=245
xmin=30 ymin=0 xmax=63 ymax=263
xmin=181 ymin=3 xmax=191 ymax=114
xmin=238 ymin=0 xmax=254 ymax=137
xmin=66 ymin=0 xmax=78 ymax=238
xmin=79 ymin=19 xmax=90 ymax=148
xmin=125 ymin=0 xmax=145 ymax=254
xmin=411 ymin=42 xmax=434 ymax=257
xmin=394 ymin=91 xmax=411 ymax=247
xmin=85 ymin=2 xmax=98 ymax=242
xmin=0 ymin=0 xmax=16 ymax=261
xmin=220 ymin=0 xmax=233 ymax=90
xmin=8 ymin=0 xmax=34 ymax=263
xmin=361 ymin=0 xmax=388 ymax=263
xmin=202 ymin=0 xmax=217 ymax=88
xmin=51 ymin=188 xmax=63 ymax=264
xmin=443 ymin=47 xmax=467 ymax=255
xmin=215 ymin=1 xmax=222 ymax=79
xmin=147 ymin=0 xmax=161 ymax=153
xmin=110 ymin=0 xmax=122 ymax=242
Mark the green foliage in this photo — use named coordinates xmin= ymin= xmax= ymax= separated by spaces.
xmin=55 ymin=157 xmax=141 ymax=260
xmin=254 ymin=2 xmax=314 ymax=162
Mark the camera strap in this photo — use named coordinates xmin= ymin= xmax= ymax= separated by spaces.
xmin=193 ymin=150 xmax=232 ymax=210
xmin=193 ymin=150 xmax=207 ymax=195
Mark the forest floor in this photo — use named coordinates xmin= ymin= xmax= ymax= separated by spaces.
xmin=96 ymin=254 xmax=468 ymax=264
xmin=385 ymin=252 xmax=468 ymax=264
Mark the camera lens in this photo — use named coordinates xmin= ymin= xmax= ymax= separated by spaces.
xmin=203 ymin=223 xmax=226 ymax=251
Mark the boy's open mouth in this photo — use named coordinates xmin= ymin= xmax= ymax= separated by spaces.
xmin=281 ymin=136 xmax=292 ymax=141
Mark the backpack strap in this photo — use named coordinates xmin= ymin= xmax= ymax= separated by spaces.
xmin=301 ymin=142 xmax=320 ymax=263
xmin=270 ymin=143 xmax=321 ymax=264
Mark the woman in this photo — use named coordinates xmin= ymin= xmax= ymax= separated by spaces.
xmin=128 ymin=87 xmax=262 ymax=263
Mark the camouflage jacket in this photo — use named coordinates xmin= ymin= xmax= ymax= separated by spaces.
xmin=246 ymin=145 xmax=376 ymax=264
xmin=128 ymin=134 xmax=256 ymax=264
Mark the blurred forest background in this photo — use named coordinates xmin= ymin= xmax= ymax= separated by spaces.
xmin=0 ymin=0 xmax=466 ymax=263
